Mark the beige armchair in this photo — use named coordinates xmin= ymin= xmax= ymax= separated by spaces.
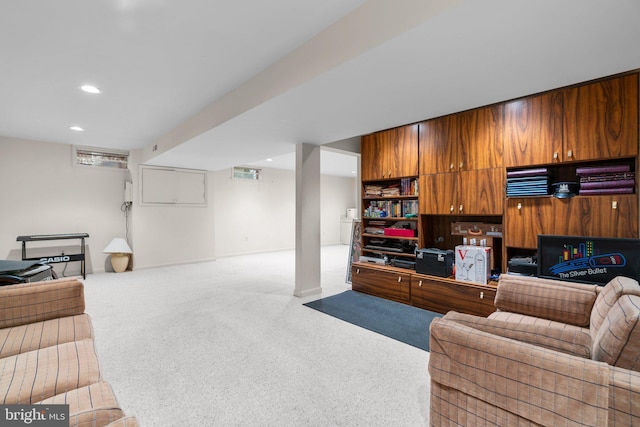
xmin=428 ymin=275 xmax=640 ymax=426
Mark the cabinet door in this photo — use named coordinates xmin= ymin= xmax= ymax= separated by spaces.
xmin=563 ymin=74 xmax=639 ymax=161
xmin=556 ymin=195 xmax=639 ymax=238
xmin=419 ymin=174 xmax=457 ymax=215
xmin=419 ymin=115 xmax=457 ymax=174
xmin=351 ymin=265 xmax=411 ymax=303
xmin=412 ymin=275 xmax=497 ymax=316
xmin=458 ymin=104 xmax=504 ymax=171
xmin=458 ymin=168 xmax=504 ymax=215
xmin=388 ymin=124 xmax=419 ymax=178
xmin=504 ymin=92 xmax=563 ymax=167
xmin=361 ymin=133 xmax=384 ymax=181
xmin=505 ymin=197 xmax=554 ymax=248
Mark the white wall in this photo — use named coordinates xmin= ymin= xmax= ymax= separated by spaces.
xmin=321 ymin=174 xmax=357 ymax=245
xmin=0 ymin=137 xmax=127 ymax=275
xmin=212 ymin=167 xmax=357 ymax=257
xmin=0 ymin=138 xmax=357 ymax=271
xmin=130 ymin=150 xmax=216 ymax=269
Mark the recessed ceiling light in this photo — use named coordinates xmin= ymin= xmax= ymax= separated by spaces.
xmin=266 ymin=158 xmax=273 ymax=162
xmin=69 ymin=126 xmax=85 ymax=131
xmin=80 ymin=85 xmax=101 ymax=94
xmin=351 ymin=171 xmax=356 ymax=174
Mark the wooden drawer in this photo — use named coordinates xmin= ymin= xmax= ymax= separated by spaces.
xmin=351 ymin=264 xmax=411 ymax=303
xmin=411 ymin=274 xmax=497 ymax=316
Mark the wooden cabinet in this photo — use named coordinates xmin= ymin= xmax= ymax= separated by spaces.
xmin=420 ymin=168 xmax=504 ymax=215
xmin=505 ymin=74 xmax=639 ymax=167
xmin=420 ymin=105 xmax=503 ymax=174
xmin=357 ymin=71 xmax=638 ymax=317
xmin=361 ymin=124 xmax=418 ymax=180
xmin=351 ymin=264 xmax=411 ymax=303
xmin=505 ymin=197 xmax=554 ymax=248
xmin=458 ymin=105 xmax=504 ymax=170
xmin=419 ymin=173 xmax=457 ymax=215
xmin=411 ymin=274 xmax=497 ymax=316
xmin=505 ymin=195 xmax=639 ymax=249
xmin=458 ymin=169 xmax=504 ymax=215
xmin=361 ymin=133 xmax=384 ymax=181
xmin=555 ymin=195 xmax=638 ymax=239
xmin=563 ymin=74 xmax=638 ymax=161
xmin=419 ymin=115 xmax=456 ymax=174
xmin=504 ymin=91 xmax=564 ymax=167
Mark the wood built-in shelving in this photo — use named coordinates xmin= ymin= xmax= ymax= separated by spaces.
xmin=353 ymin=71 xmax=638 ymax=316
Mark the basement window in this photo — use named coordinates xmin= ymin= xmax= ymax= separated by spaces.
xmin=233 ymin=167 xmax=261 ymax=180
xmin=75 ymin=147 xmax=129 ymax=169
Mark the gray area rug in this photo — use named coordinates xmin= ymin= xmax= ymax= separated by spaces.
xmin=304 ymin=290 xmax=441 ymax=351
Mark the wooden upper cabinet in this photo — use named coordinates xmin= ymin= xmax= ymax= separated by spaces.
xmin=419 ymin=115 xmax=457 ymax=174
xmin=361 ymin=133 xmax=383 ymax=181
xmin=504 ymin=91 xmax=564 ymax=167
xmin=458 ymin=104 xmax=504 ymax=170
xmin=421 ymin=105 xmax=504 ymax=174
xmin=361 ymin=125 xmax=418 ymax=181
xmin=505 ymin=74 xmax=638 ymax=167
xmin=563 ymin=74 xmax=639 ymax=161
xmin=391 ymin=124 xmax=419 ymax=178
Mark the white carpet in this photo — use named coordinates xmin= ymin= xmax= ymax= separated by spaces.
xmin=84 ymin=245 xmax=430 ymax=426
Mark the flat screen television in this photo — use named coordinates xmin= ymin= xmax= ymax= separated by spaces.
xmin=537 ymin=235 xmax=640 ymax=285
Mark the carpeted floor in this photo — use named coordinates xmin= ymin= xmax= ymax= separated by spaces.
xmin=83 ymin=245 xmax=431 ymax=426
xmin=304 ymin=290 xmax=441 ymax=352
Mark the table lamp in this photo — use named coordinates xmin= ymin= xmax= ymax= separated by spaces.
xmin=103 ymin=238 xmax=132 ymax=273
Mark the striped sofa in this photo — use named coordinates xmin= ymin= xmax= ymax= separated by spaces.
xmin=428 ymin=275 xmax=640 ymax=426
xmin=0 ymin=278 xmax=138 ymax=426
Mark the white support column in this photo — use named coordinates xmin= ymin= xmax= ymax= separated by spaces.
xmin=294 ymin=143 xmax=322 ymax=297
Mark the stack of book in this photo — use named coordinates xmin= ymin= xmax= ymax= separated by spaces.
xmin=506 ymin=167 xmax=550 ymax=197
xmin=577 ymin=165 xmax=636 ymax=195
xmin=400 ymin=178 xmax=418 ymax=196
xmin=364 ymin=184 xmax=383 ymax=197
xmin=381 ymin=183 xmax=401 ymax=197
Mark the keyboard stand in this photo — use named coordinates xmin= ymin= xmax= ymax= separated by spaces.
xmin=16 ymin=233 xmax=90 ymax=279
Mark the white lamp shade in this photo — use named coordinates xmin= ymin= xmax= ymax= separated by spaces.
xmin=103 ymin=238 xmax=132 ymax=254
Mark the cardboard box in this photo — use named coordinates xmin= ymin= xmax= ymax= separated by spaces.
xmin=455 ymin=245 xmax=492 ymax=284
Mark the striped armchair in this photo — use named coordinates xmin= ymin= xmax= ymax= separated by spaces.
xmin=0 ymin=278 xmax=138 ymax=426
xmin=428 ymin=275 xmax=640 ymax=426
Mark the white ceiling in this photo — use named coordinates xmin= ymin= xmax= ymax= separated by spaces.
xmin=1 ymin=0 xmax=639 ymax=177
